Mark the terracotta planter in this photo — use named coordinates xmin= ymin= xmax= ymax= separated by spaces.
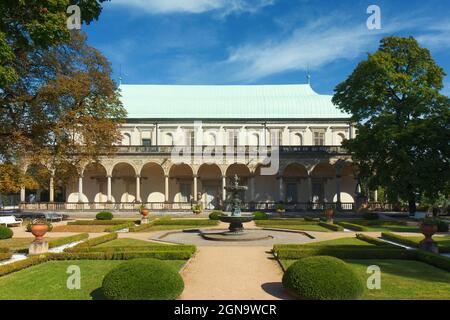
xmin=140 ymin=208 xmax=149 ymax=217
xmin=325 ymin=208 xmax=334 ymax=222
xmin=421 ymin=223 xmax=437 ymax=240
xmin=31 ymin=223 xmax=49 ymax=242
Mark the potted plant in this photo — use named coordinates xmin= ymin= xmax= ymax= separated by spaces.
xmin=139 ymin=204 xmax=149 ymax=218
xmin=192 ymin=204 xmax=203 ymax=215
xmin=30 ymin=219 xmax=49 ymax=242
xmin=324 ymin=206 xmax=335 ymax=223
xmin=276 ymin=203 xmax=286 ymax=215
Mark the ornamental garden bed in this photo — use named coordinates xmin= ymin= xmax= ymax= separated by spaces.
xmin=275 ymin=236 xmax=450 ymax=300
xmin=129 ymin=218 xmax=219 ymax=232
xmin=255 ymin=218 xmax=342 ymax=232
xmin=336 ymin=219 xmax=420 ymax=232
xmin=0 ymin=259 xmax=186 ymax=300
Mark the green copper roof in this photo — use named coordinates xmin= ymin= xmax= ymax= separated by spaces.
xmin=119 ymin=84 xmax=350 ymax=119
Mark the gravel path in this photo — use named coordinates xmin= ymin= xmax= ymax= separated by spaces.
xmin=179 ymin=246 xmax=292 ymax=300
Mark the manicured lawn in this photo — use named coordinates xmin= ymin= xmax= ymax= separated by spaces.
xmin=402 ymin=235 xmax=450 ymax=247
xmin=303 ymin=237 xmax=375 ymax=246
xmin=134 ymin=225 xmax=211 ymax=232
xmin=0 ymin=260 xmax=186 ymax=300
xmin=96 ymin=238 xmax=166 ymax=247
xmin=52 ymin=225 xmax=111 ymax=233
xmin=0 ymin=237 xmax=60 ymax=252
xmin=279 ymin=259 xmax=450 ymax=300
xmin=341 ymin=220 xmax=420 ymax=232
xmin=262 ymin=224 xmax=331 ymax=232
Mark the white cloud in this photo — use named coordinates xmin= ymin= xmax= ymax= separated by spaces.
xmin=111 ymin=0 xmax=274 ymax=15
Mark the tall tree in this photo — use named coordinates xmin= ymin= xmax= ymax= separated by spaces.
xmin=0 ymin=31 xmax=126 ymax=193
xmin=0 ymin=0 xmax=109 ymax=86
xmin=333 ymin=36 xmax=450 ymax=213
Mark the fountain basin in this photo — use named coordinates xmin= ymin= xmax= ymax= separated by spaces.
xmin=219 ymin=215 xmax=254 ymax=234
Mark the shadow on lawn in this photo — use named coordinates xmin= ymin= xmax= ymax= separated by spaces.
xmin=90 ymin=287 xmax=107 ymax=300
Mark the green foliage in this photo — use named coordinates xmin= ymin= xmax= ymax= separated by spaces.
xmin=65 ymin=233 xmax=117 ymax=252
xmin=72 ymin=244 xmax=196 ymax=254
xmin=355 ymin=234 xmax=396 ymax=247
xmin=48 ymin=233 xmax=89 ymax=248
xmin=26 ymin=221 xmax=53 ymax=232
xmin=336 ymin=222 xmax=369 ymax=231
xmin=333 ymin=36 xmax=450 ymax=210
xmin=282 ymin=256 xmax=365 ymax=300
xmin=381 ymin=232 xmax=419 ymax=248
xmin=363 ymin=211 xmax=379 ymax=220
xmin=436 ymin=220 xmax=449 ymax=233
xmin=68 ymin=220 xmax=138 ymax=225
xmin=52 ymin=251 xmax=193 ymax=261
xmin=415 ymin=250 xmax=450 ymax=272
xmin=208 ymin=211 xmax=223 ymax=220
xmin=101 ymin=259 xmax=184 ymax=300
xmin=104 ymin=222 xmax=135 ymax=233
xmin=276 ymin=247 xmax=413 ymax=260
xmin=96 ymin=212 xmax=113 ymax=221
xmin=153 ymin=219 xmax=218 ymax=226
xmin=0 ymin=226 xmax=13 ymax=239
xmin=0 ymin=252 xmax=12 ymax=261
xmin=0 ymin=255 xmax=50 ymax=277
xmin=253 ymin=211 xmax=268 ymax=220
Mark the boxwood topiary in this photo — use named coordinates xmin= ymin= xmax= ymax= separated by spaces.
xmin=209 ymin=211 xmax=223 ymax=220
xmin=253 ymin=211 xmax=268 ymax=220
xmin=102 ymin=258 xmax=184 ymax=300
xmin=282 ymin=256 xmax=364 ymax=300
xmin=96 ymin=211 xmax=113 ymax=220
xmin=0 ymin=226 xmax=13 ymax=239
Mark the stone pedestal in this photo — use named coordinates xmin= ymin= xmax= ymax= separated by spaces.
xmin=141 ymin=217 xmax=149 ymax=225
xmin=419 ymin=239 xmax=439 ymax=254
xmin=29 ymin=241 xmax=49 ymax=255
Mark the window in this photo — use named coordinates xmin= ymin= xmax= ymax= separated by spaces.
xmin=286 ymin=183 xmax=298 ymax=203
xmin=165 ymin=133 xmax=173 ymax=146
xmin=142 ymin=139 xmax=151 ymax=146
xmin=291 ymin=133 xmax=303 ymax=146
xmin=312 ymin=182 xmax=324 ymax=202
xmin=270 ymin=130 xmax=282 ymax=145
xmin=122 ymin=133 xmax=131 ymax=146
xmin=227 ymin=129 xmax=239 ymax=146
xmin=314 ymin=131 xmax=325 ymax=146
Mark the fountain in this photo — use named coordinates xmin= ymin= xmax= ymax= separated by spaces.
xmin=201 ymin=175 xmax=272 ymax=241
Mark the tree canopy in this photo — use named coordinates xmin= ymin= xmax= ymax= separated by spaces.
xmin=333 ymin=36 xmax=450 ymax=212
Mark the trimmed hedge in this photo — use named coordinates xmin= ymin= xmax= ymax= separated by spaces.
xmin=276 ymin=247 xmax=415 ymax=260
xmin=416 ymin=250 xmax=450 ymax=272
xmin=253 ymin=211 xmax=268 ymax=220
xmin=362 ymin=211 xmax=379 ymax=220
xmin=381 ymin=232 xmax=419 ymax=248
xmin=0 ymin=226 xmax=13 ymax=239
xmin=256 ymin=219 xmax=318 ymax=226
xmin=52 ymin=250 xmax=193 ymax=261
xmin=304 ymin=216 xmax=320 ymax=222
xmin=129 ymin=223 xmax=155 ymax=232
xmin=48 ymin=233 xmax=89 ymax=248
xmin=355 ymin=233 xmax=396 ymax=247
xmin=96 ymin=212 xmax=113 ymax=220
xmin=209 ymin=211 xmax=223 ymax=220
xmin=282 ymin=256 xmax=364 ymax=300
xmin=0 ymin=252 xmax=12 ymax=261
xmin=65 ymin=233 xmax=118 ymax=252
xmin=68 ymin=220 xmax=139 ymax=226
xmin=318 ymin=222 xmax=344 ymax=231
xmin=0 ymin=255 xmax=50 ymax=277
xmin=0 ymin=247 xmax=9 ymax=253
xmin=336 ymin=222 xmax=369 ymax=231
xmin=104 ymin=222 xmax=135 ymax=233
xmin=72 ymin=244 xmax=196 ymax=254
xmin=153 ymin=219 xmax=218 ymax=226
xmin=436 ymin=220 xmax=449 ymax=233
xmin=102 ymin=258 xmax=184 ymax=300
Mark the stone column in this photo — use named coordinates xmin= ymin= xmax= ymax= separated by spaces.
xmin=278 ymin=176 xmax=284 ymax=202
xmin=335 ymin=174 xmax=341 ymax=210
xmin=193 ymin=175 xmax=198 ymax=201
xmin=78 ymin=175 xmax=83 ymax=203
xmin=136 ymin=175 xmax=141 ymax=203
xmin=307 ymin=176 xmax=313 ymax=202
xmin=164 ymin=175 xmax=169 ymax=202
xmin=49 ymin=175 xmax=55 ymax=203
xmin=249 ymin=175 xmax=255 ymax=201
xmin=374 ymin=189 xmax=378 ymax=202
xmin=107 ymin=175 xmax=112 ymax=203
xmin=20 ymin=187 xmax=26 ymax=203
xmin=222 ymin=175 xmax=227 ymax=202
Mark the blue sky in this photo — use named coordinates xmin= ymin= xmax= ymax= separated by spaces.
xmin=84 ymin=0 xmax=450 ymax=96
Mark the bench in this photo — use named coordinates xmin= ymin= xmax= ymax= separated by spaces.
xmin=44 ymin=212 xmax=63 ymax=222
xmin=0 ymin=216 xmax=23 ymax=227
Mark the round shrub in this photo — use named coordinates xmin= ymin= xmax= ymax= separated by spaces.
xmin=0 ymin=226 xmax=13 ymax=239
xmin=253 ymin=211 xmax=268 ymax=220
xmin=282 ymin=256 xmax=364 ymax=300
xmin=96 ymin=211 xmax=113 ymax=220
xmin=102 ymin=258 xmax=184 ymax=300
xmin=363 ymin=211 xmax=379 ymax=220
xmin=436 ymin=220 xmax=449 ymax=233
xmin=209 ymin=211 xmax=223 ymax=220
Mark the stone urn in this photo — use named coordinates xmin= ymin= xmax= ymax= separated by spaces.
xmin=325 ymin=207 xmax=335 ymax=224
xmin=419 ymin=220 xmax=439 ymax=253
xmin=31 ymin=222 xmax=49 ymax=242
xmin=140 ymin=207 xmax=149 ymax=218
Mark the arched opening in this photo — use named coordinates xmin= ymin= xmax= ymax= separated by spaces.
xmin=56 ymin=163 xmax=79 ymax=203
xmin=169 ymin=164 xmax=193 ymax=203
xmin=205 ymin=132 xmax=217 ymax=146
xmin=283 ymin=163 xmax=308 ymax=203
xmin=111 ymin=162 xmax=136 ymax=203
xmin=141 ymin=162 xmax=165 ymax=203
xmin=336 ymin=133 xmax=346 ymax=145
xmin=291 ymin=133 xmax=303 ymax=146
xmin=254 ymin=164 xmax=277 ymax=204
xmin=335 ymin=162 xmax=357 ymax=203
xmin=82 ymin=163 xmax=107 ymax=203
xmin=198 ymin=164 xmax=222 ymax=210
xmin=225 ymin=164 xmax=251 ymax=207
xmin=165 ymin=132 xmax=174 ymax=146
xmin=310 ymin=163 xmax=335 ymax=203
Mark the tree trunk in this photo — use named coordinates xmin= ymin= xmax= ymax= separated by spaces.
xmin=408 ymin=198 xmax=416 ymax=214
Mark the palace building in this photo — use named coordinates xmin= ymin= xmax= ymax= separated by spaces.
xmin=21 ymin=84 xmax=359 ymax=212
